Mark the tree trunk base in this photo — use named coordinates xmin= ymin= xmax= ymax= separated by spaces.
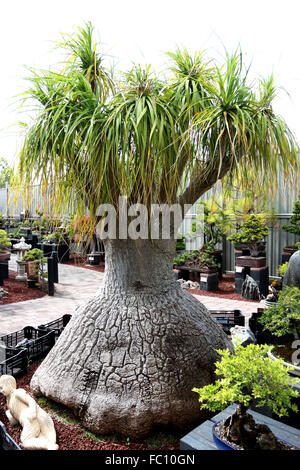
xmin=221 ymin=406 xmax=284 ymax=450
xmin=30 ymin=239 xmax=232 ymax=438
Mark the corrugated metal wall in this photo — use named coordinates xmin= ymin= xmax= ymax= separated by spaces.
xmin=180 ymin=176 xmax=299 ymax=277
xmin=0 ymin=178 xmax=299 ymax=276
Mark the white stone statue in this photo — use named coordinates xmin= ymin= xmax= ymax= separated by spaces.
xmin=0 ymin=375 xmax=58 ymax=450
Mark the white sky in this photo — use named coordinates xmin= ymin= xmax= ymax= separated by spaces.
xmin=1 ymin=0 xmax=300 ymax=166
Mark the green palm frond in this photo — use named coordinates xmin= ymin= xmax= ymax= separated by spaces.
xmin=15 ymin=25 xmax=299 ymax=235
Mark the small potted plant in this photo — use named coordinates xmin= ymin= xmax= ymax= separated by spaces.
xmin=174 ymin=242 xmax=220 ymax=290
xmin=259 ymin=286 xmax=300 ymax=376
xmin=264 ymin=263 xmax=288 ymax=306
xmin=22 ymin=248 xmax=45 ymax=283
xmin=227 ymin=214 xmax=269 ymax=257
xmin=192 ymin=343 xmax=299 ymax=450
xmin=41 ymin=232 xmax=70 ymax=261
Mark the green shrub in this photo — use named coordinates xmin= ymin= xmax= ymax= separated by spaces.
xmin=176 ymin=233 xmax=186 ymax=251
xmin=22 ymin=248 xmax=45 ymax=262
xmin=0 ymin=229 xmax=11 ymax=250
xmin=192 ymin=343 xmax=299 ymax=418
xmin=259 ymin=286 xmax=300 ymax=339
xmin=277 ymin=262 xmax=289 ymax=277
xmin=42 ymin=232 xmax=62 ymax=243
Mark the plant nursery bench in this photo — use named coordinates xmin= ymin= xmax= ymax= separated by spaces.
xmin=180 ymin=404 xmax=300 ymax=450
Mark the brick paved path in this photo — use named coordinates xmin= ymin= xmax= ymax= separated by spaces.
xmin=0 ymin=255 xmax=265 ymax=334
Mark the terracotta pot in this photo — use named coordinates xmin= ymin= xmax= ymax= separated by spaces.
xmin=0 ymin=249 xmax=10 ymax=261
xmin=26 ymin=260 xmax=39 ymax=280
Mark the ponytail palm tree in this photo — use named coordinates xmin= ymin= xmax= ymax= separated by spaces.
xmin=19 ymin=24 xmax=299 ymax=438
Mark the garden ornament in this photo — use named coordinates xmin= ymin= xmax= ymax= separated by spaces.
xmin=0 ymin=375 xmax=58 ymax=450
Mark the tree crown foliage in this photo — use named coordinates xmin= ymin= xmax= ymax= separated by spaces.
xmin=17 ymin=23 xmax=299 ymax=236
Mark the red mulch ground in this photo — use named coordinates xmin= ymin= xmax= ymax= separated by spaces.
xmin=0 ymin=271 xmax=46 ymax=305
xmin=0 ymin=360 xmax=180 ymax=451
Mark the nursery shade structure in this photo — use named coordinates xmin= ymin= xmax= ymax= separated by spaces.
xmin=18 ymin=24 xmax=299 ymax=438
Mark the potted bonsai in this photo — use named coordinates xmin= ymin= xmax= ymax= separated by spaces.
xmin=22 ymin=248 xmax=45 ymax=284
xmin=264 ymin=262 xmax=289 ymax=306
xmin=227 ymin=214 xmax=269 ymax=257
xmin=174 ymin=242 xmax=220 ymax=290
xmin=259 ymin=286 xmax=300 ymax=376
xmin=175 ymin=233 xmax=186 ymax=254
xmin=40 ymin=231 xmax=70 ymax=261
xmin=192 ymin=343 xmax=299 ymax=450
xmin=0 ymin=229 xmax=11 ymax=261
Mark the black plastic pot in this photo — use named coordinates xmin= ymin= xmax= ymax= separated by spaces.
xmin=27 ymin=279 xmax=38 ymax=288
xmin=87 ymin=253 xmax=101 ymax=265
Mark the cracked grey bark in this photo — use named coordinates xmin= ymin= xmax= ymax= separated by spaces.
xmin=30 ymin=238 xmax=232 ymax=438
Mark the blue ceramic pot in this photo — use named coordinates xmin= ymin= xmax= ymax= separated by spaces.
xmin=212 ymin=421 xmax=300 ymax=450
xmin=212 ymin=422 xmax=237 ymax=450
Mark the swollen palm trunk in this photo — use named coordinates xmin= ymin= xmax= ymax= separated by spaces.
xmin=30 ymin=238 xmax=232 ymax=438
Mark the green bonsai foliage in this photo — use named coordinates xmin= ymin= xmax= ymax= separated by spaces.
xmin=227 ymin=214 xmax=269 ymax=246
xmin=42 ymin=232 xmax=63 ymax=243
xmin=173 ymin=241 xmax=220 ymax=271
xmin=173 ymin=250 xmax=199 ymax=266
xmin=176 ymin=233 xmax=186 ymax=251
xmin=0 ymin=229 xmax=12 ymax=250
xmin=277 ymin=262 xmax=289 ymax=277
xmin=11 ymin=228 xmax=23 ymax=238
xmin=282 ymin=193 xmax=300 ymax=237
xmin=192 ymin=343 xmax=299 ymax=418
xmin=22 ymin=248 xmax=45 ymax=263
xmin=192 ymin=198 xmax=231 ymax=246
xmin=259 ymin=286 xmax=300 ymax=340
xmin=202 ymin=199 xmax=232 ymax=245
xmin=196 ymin=240 xmax=220 ymax=271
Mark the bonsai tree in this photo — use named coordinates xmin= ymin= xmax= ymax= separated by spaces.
xmin=278 ymin=261 xmax=289 ymax=278
xmin=227 ymin=214 xmax=269 ymax=256
xmin=174 ymin=243 xmax=220 ymax=272
xmin=10 ymin=228 xmax=23 ymax=239
xmin=282 ymin=193 xmax=300 ymax=241
xmin=173 ymin=250 xmax=200 ymax=267
xmin=41 ymin=232 xmax=61 ymax=244
xmin=42 ymin=230 xmax=69 ymax=244
xmin=22 ymin=248 xmax=45 ymax=262
xmin=22 ymin=248 xmax=46 ymax=280
xmin=264 ymin=263 xmax=289 ymax=304
xmin=176 ymin=233 xmax=186 ymax=251
xmin=192 ymin=343 xmax=299 ymax=450
xmin=0 ymin=229 xmax=11 ymax=251
xmin=193 ymin=198 xmax=230 ymax=247
xmin=16 ymin=24 xmax=299 ymax=438
xmin=259 ymin=286 xmax=300 ymax=341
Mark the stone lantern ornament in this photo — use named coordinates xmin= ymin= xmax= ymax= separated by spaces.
xmin=13 ymin=237 xmax=31 ymax=281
